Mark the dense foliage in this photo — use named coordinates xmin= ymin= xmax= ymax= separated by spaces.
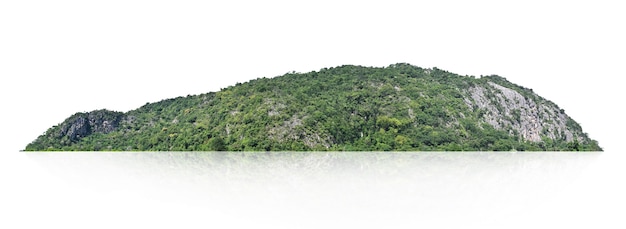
xmin=25 ymin=63 xmax=602 ymax=151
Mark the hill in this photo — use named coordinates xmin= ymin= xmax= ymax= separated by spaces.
xmin=25 ymin=63 xmax=602 ymax=151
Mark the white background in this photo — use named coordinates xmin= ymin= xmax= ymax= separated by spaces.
xmin=1 ymin=0 xmax=622 ymax=152
xmin=1 ymin=1 xmax=624 ymax=228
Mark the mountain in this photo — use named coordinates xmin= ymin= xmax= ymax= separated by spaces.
xmin=24 ymin=63 xmax=602 ymax=151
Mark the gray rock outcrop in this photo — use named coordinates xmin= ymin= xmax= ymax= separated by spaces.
xmin=58 ymin=110 xmax=124 ymax=141
xmin=464 ymin=81 xmax=580 ymax=142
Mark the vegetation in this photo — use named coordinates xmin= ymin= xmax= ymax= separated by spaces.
xmin=25 ymin=63 xmax=602 ymax=151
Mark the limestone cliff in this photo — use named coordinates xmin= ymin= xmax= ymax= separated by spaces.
xmin=55 ymin=110 xmax=124 ymax=143
xmin=464 ymin=80 xmax=583 ymax=143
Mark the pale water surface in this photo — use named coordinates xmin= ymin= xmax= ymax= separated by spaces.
xmin=1 ymin=151 xmax=623 ymax=229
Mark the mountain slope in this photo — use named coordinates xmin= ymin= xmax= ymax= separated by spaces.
xmin=25 ymin=63 xmax=602 ymax=151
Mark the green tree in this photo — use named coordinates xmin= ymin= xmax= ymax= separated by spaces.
xmin=207 ymin=137 xmax=227 ymax=151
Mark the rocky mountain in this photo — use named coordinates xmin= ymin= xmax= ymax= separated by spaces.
xmin=25 ymin=63 xmax=602 ymax=151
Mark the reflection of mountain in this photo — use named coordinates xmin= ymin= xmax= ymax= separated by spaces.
xmin=26 ymin=152 xmax=599 ymax=222
xmin=26 ymin=64 xmax=601 ymax=151
xmin=27 ymin=152 xmax=598 ymax=190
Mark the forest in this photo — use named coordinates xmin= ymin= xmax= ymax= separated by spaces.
xmin=25 ymin=63 xmax=602 ymax=151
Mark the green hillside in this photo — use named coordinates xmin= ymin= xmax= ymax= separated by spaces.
xmin=25 ymin=63 xmax=602 ymax=151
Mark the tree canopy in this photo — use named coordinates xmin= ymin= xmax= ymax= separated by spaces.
xmin=25 ymin=63 xmax=602 ymax=151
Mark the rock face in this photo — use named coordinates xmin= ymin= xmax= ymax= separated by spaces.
xmin=268 ymin=114 xmax=331 ymax=149
xmin=57 ymin=110 xmax=124 ymax=142
xmin=464 ymin=82 xmax=578 ymax=143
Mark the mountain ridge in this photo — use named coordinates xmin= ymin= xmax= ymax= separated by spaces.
xmin=25 ymin=63 xmax=602 ymax=151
